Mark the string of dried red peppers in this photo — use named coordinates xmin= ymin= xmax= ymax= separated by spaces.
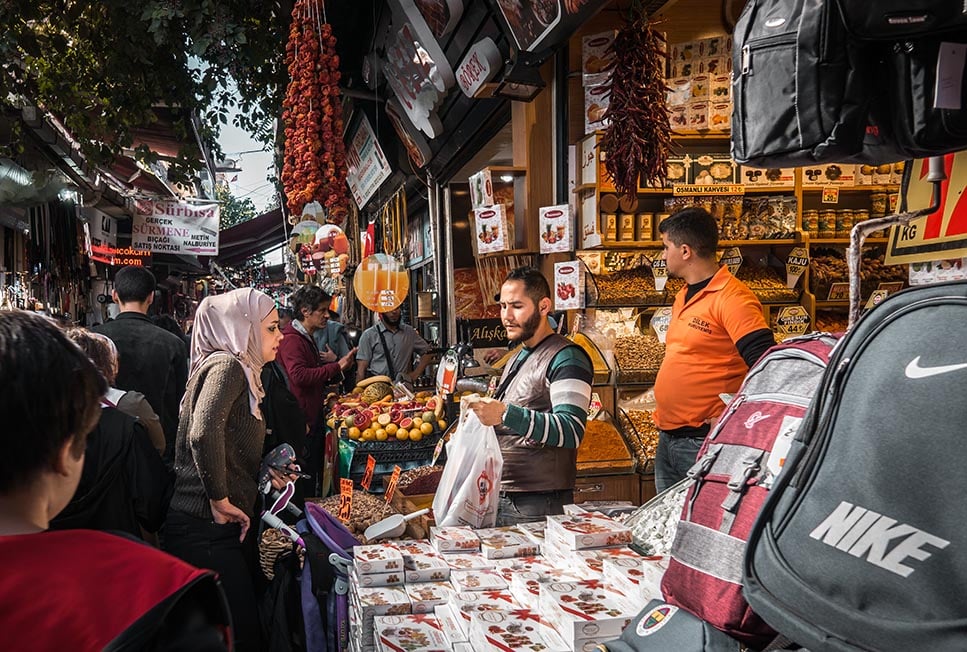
xmin=600 ymin=10 xmax=672 ymax=198
xmin=281 ymin=0 xmax=350 ymax=221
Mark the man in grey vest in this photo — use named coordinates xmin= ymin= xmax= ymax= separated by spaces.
xmin=467 ymin=267 xmax=594 ymax=525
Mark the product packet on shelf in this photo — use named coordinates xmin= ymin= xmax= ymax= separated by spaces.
xmin=404 ymin=553 xmax=452 ymax=584
xmin=374 ymin=614 xmax=449 ymax=652
xmin=450 ymin=568 xmax=508 ymax=593
xmin=433 ymin=604 xmax=469 ymax=645
xmin=351 ymin=567 xmax=405 ymax=588
xmin=539 ymin=579 xmax=638 ymax=645
xmin=441 ymin=552 xmax=494 ymax=571
xmin=469 ymin=609 xmax=546 ymax=652
xmin=447 ymin=590 xmax=519 ymax=637
xmin=602 ymin=555 xmax=668 ymax=603
xmin=354 ymin=544 xmax=405 ymax=574
xmin=405 ymin=582 xmax=457 ymax=614
xmin=475 ymin=526 xmax=541 ymax=559
xmin=514 ymin=520 xmax=546 ymax=548
xmin=545 ymin=512 xmax=633 ymax=550
xmin=430 ymin=526 xmax=481 ymax=553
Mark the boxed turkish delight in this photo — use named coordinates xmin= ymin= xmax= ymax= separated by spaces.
xmin=433 ymin=604 xmax=468 ymax=645
xmin=545 ymin=512 xmax=633 ymax=550
xmin=602 ymin=555 xmax=668 ymax=602
xmin=353 ymin=585 xmax=412 ymax=620
xmin=450 ymin=568 xmax=508 ymax=593
xmin=509 ymin=568 xmax=582 ymax=611
xmin=391 ymin=540 xmax=438 ymax=557
xmin=469 ymin=609 xmax=546 ymax=652
xmin=351 ymin=567 xmax=405 ymax=588
xmin=475 ymin=527 xmax=541 ymax=560
xmin=514 ymin=521 xmax=546 ymax=547
xmin=539 ymin=579 xmax=638 ymax=643
xmin=404 ymin=553 xmax=452 ymax=584
xmin=354 ymin=544 xmax=404 ymax=575
xmin=406 ymin=582 xmax=457 ymax=614
xmin=442 ymin=552 xmax=493 ymax=571
xmin=447 ymin=590 xmax=519 ymax=636
xmin=374 ymin=614 xmax=449 ymax=652
xmin=491 ymin=556 xmax=557 ymax=583
xmin=430 ymin=526 xmax=481 ymax=553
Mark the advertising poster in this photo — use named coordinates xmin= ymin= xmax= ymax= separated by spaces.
xmin=132 ymin=200 xmax=219 ymax=255
xmin=346 ymin=114 xmax=393 ymax=208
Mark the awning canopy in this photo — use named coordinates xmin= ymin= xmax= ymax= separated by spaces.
xmin=214 ymin=208 xmax=287 ymax=266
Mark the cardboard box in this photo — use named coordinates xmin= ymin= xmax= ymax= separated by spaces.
xmin=473 ymin=205 xmax=510 ymax=254
xmin=740 ymin=165 xmax=796 ymax=188
xmin=392 ymin=540 xmax=438 ymax=557
xmin=553 ymin=261 xmax=585 ymax=311
xmin=582 ymin=31 xmax=616 ymax=87
xmin=476 ymin=527 xmax=541 ymax=559
xmin=374 ymin=614 xmax=449 ymax=652
xmin=351 ymin=568 xmax=405 ymax=588
xmin=666 ymin=77 xmax=691 ymax=108
xmin=354 ymin=544 xmax=405 ymax=575
xmin=545 ymin=512 xmax=633 ymax=551
xmin=700 ymin=56 xmax=730 ymax=75
xmin=434 ymin=604 xmax=469 ymax=645
xmin=584 ymin=84 xmax=611 ymax=135
xmin=669 ymin=105 xmax=689 ymax=130
xmin=468 ymin=169 xmax=494 ymax=209
xmin=539 ymin=205 xmax=573 ymax=254
xmin=509 ymin=569 xmax=582 ymax=611
xmin=602 ymin=556 xmax=668 ymax=602
xmin=709 ymin=74 xmax=731 ymax=101
xmin=469 ymin=609 xmax=547 ymax=652
xmin=514 ymin=521 xmax=547 ymax=548
xmin=686 ymin=102 xmax=709 ymax=130
xmin=406 ymin=582 xmax=457 ymax=614
xmin=691 ymin=154 xmax=737 ymax=185
xmin=450 ymin=568 xmax=508 ymax=593
xmin=539 ymin=580 xmax=638 ymax=643
xmin=447 ymin=590 xmax=520 ymax=636
xmin=689 ymin=74 xmax=710 ymax=102
xmin=431 ymin=526 xmax=480 ymax=553
xmin=669 ymin=59 xmax=698 ymax=78
xmin=404 ymin=554 xmax=452 ymax=584
xmin=353 ymin=585 xmax=412 ymax=620
xmin=709 ymin=102 xmax=732 ymax=130
xmin=441 ymin=552 xmax=493 ymax=571
xmin=801 ymin=163 xmax=858 ymax=187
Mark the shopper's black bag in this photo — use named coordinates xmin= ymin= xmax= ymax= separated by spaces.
xmin=743 ymin=281 xmax=967 ymax=651
xmin=731 ymin=0 xmax=872 ymax=166
xmin=601 ymin=600 xmax=743 ymax=652
xmin=836 ymin=1 xmax=967 ymax=40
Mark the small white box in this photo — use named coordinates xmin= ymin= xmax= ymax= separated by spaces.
xmin=351 ymin=568 xmax=405 ymax=588
xmin=404 ymin=554 xmax=452 ymax=584
xmin=553 ymin=261 xmax=585 ymax=311
xmin=469 ymin=609 xmax=546 ymax=652
xmin=450 ymin=568 xmax=508 ymax=593
xmin=540 ymin=580 xmax=638 ymax=643
xmin=545 ymin=512 xmax=633 ymax=550
xmin=354 ymin=544 xmax=404 ymax=575
xmin=441 ymin=552 xmax=493 ymax=571
xmin=686 ymin=102 xmax=709 ymax=130
xmin=584 ymin=84 xmax=611 ymax=135
xmin=434 ymin=604 xmax=468 ymax=645
xmin=374 ymin=614 xmax=449 ymax=652
xmin=447 ymin=590 xmax=520 ymax=636
xmin=476 ymin=526 xmax=542 ymax=559
xmin=469 ymin=168 xmax=494 ymax=209
xmin=473 ymin=205 xmax=509 ymax=254
xmin=406 ymin=582 xmax=457 ymax=614
xmin=582 ymin=31 xmax=616 ymax=87
xmin=539 ymin=205 xmax=573 ymax=254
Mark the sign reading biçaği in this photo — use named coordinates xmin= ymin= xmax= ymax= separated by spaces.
xmin=132 ymin=200 xmax=220 ymax=255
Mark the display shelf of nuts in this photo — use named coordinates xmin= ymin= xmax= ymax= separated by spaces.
xmin=617 ymin=408 xmax=661 ymax=473
xmin=570 ymin=331 xmax=612 ymax=385
xmin=614 ymin=335 xmax=665 ymax=384
xmin=809 ymin=248 xmax=907 ymax=301
xmin=591 ymin=266 xmax=686 ymax=307
xmin=815 ymin=310 xmax=849 ymax=333
xmin=736 ymin=265 xmax=800 ymax=303
xmin=308 ymin=491 xmax=400 ymax=542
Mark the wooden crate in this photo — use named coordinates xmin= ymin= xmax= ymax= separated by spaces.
xmin=574 ymin=473 xmax=640 ymax=504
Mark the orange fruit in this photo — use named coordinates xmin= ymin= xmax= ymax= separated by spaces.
xmin=395 ymin=428 xmax=409 ymax=441
xmin=420 ymin=422 xmax=434 ymax=435
xmin=412 ymin=417 xmax=423 ymax=428
xmin=375 ymin=428 xmax=388 ymax=441
xmin=348 ymin=426 xmax=361 ymax=440
xmin=361 ymin=428 xmax=376 ymax=441
xmin=385 ymin=423 xmax=398 ymax=436
xmin=437 ymin=419 xmax=447 ymax=431
xmin=409 ymin=430 xmax=423 ymax=442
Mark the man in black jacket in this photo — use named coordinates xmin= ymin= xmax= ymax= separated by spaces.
xmin=94 ymin=266 xmax=189 ymax=463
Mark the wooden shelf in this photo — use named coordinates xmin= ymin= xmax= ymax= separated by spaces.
xmin=476 ymin=248 xmax=535 ymax=260
xmin=572 ymin=183 xmax=597 ymax=193
xmin=486 ymin=166 xmax=527 ymax=175
xmin=802 ymin=185 xmax=899 ymax=192
xmin=809 ymin=238 xmax=889 ymax=245
xmin=633 ymin=185 xmax=794 ymax=195
xmin=815 ymin=300 xmax=850 ymax=308
xmin=592 ymin=238 xmax=801 ymax=249
xmin=670 ymin=129 xmax=732 ymax=140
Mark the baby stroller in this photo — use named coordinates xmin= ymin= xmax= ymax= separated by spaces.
xmin=298 ymin=501 xmax=360 ymax=652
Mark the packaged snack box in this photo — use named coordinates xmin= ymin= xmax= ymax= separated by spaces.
xmin=514 ymin=521 xmax=546 ymax=548
xmin=545 ymin=512 xmax=633 ymax=550
xmin=450 ymin=568 xmax=508 ymax=593
xmin=374 ymin=614 xmax=449 ymax=652
xmin=447 ymin=590 xmax=519 ymax=636
xmin=473 ymin=205 xmax=509 ymax=254
xmin=406 ymin=582 xmax=457 ymax=614
xmin=469 ymin=609 xmax=546 ymax=652
xmin=351 ymin=567 xmax=405 ymax=588
xmin=582 ymin=30 xmax=616 ymax=87
xmin=433 ymin=603 xmax=469 ymax=645
xmin=602 ymin=555 xmax=668 ymax=602
xmin=476 ymin=527 xmax=541 ymax=560
xmin=354 ymin=544 xmax=404 ymax=575
xmin=404 ymin=553 xmax=452 ymax=584
xmin=441 ymin=552 xmax=493 ymax=571
xmin=392 ymin=540 xmax=438 ymax=557
xmin=353 ymin=585 xmax=412 ymax=619
xmin=539 ymin=205 xmax=573 ymax=254
xmin=430 ymin=526 xmax=481 ymax=553
xmin=539 ymin=579 xmax=638 ymax=643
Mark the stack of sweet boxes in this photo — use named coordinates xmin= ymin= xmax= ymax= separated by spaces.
xmin=667 ymin=35 xmax=733 ymax=131
xmin=350 ymin=512 xmax=666 ymax=652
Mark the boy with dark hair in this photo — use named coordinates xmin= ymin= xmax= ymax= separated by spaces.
xmin=0 ymin=310 xmax=231 ymax=651
xmin=653 ymin=208 xmax=776 ymax=492
xmin=95 ymin=266 xmax=189 ymax=462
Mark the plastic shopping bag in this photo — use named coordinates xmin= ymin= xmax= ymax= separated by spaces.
xmin=431 ymin=410 xmax=503 ymax=528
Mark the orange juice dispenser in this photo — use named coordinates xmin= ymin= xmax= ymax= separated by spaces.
xmin=352 ymin=253 xmax=409 ymax=313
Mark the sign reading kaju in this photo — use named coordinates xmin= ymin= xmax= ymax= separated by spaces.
xmin=650 ymin=307 xmax=673 ymax=344
xmin=786 ymin=247 xmax=809 ymax=288
xmin=775 ymin=306 xmax=810 ymax=339
xmin=650 ymin=254 xmax=668 ymax=291
xmin=539 ymin=205 xmax=572 ymax=253
xmin=720 ymin=247 xmax=743 ymax=275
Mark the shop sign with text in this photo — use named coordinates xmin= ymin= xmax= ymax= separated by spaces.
xmin=457 ymin=38 xmax=502 ymax=98
xmin=132 ymin=200 xmax=219 ymax=255
xmin=346 ymin=114 xmax=393 ymax=207
xmin=465 ymin=318 xmax=507 ymax=348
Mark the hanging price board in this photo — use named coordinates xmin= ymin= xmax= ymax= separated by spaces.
xmin=785 ymin=247 xmax=809 ymax=288
xmin=338 ymin=478 xmax=354 ymax=524
xmin=360 ymin=455 xmax=377 ymax=490
xmin=775 ymin=306 xmax=811 ymax=340
xmin=719 ymin=247 xmax=743 ymax=275
xmin=353 ymin=253 xmax=409 ymax=313
xmin=650 ymin=254 xmax=668 ymax=291
xmin=865 ymin=289 xmax=890 ymax=310
xmin=650 ymin=307 xmax=673 ymax=343
xmin=827 ymin=283 xmax=850 ymax=301
xmin=821 ymin=187 xmax=840 ymax=204
xmin=385 ymin=465 xmax=402 ymax=503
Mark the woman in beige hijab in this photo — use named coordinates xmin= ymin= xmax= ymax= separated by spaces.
xmin=162 ymin=288 xmax=284 ymax=652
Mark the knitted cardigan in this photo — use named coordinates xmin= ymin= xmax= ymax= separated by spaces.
xmin=169 ymin=355 xmax=266 ymax=519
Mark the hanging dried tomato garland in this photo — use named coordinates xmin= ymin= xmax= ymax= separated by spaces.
xmin=281 ymin=0 xmax=350 ymax=222
xmin=599 ymin=7 xmax=672 ymax=198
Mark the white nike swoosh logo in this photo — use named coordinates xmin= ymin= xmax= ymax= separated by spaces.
xmin=905 ymin=356 xmax=967 ymax=379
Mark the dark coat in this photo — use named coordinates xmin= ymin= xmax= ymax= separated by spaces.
xmin=94 ymin=312 xmax=189 ymax=460
xmin=276 ymin=323 xmax=341 ymax=432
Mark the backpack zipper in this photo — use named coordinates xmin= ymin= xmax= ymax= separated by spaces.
xmin=742 ymin=32 xmax=796 ymax=74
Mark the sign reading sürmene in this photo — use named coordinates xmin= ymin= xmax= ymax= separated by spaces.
xmin=132 ymin=200 xmax=220 ymax=255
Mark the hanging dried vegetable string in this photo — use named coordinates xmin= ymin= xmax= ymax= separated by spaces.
xmin=281 ymin=0 xmax=350 ymax=221
xmin=600 ymin=4 xmax=673 ymax=198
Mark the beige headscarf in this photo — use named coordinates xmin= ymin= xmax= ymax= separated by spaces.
xmin=188 ymin=288 xmax=277 ymax=419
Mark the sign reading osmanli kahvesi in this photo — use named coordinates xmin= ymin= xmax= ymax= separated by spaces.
xmin=132 ymin=200 xmax=220 ymax=255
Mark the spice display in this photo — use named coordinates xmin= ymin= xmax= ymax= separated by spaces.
xmin=281 ymin=0 xmax=349 ymax=220
xmin=620 ymin=409 xmax=661 ymax=471
xmin=601 ymin=6 xmax=672 ymax=195
xmin=578 ymin=419 xmax=634 ymax=469
xmin=310 ymin=492 xmax=398 ymax=540
xmin=614 ymin=335 xmax=664 ymax=383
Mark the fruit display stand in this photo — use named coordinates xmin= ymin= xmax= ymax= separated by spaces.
xmin=347 ymin=431 xmax=447 ymax=487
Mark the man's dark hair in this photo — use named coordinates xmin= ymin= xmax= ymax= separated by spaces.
xmin=0 ymin=311 xmax=106 ymax=492
xmin=658 ymin=207 xmax=719 ymax=260
xmin=152 ymin=314 xmax=184 ymax=338
xmin=113 ymin=266 xmax=157 ymax=303
xmin=504 ymin=266 xmax=551 ymax=305
xmin=64 ymin=328 xmax=116 ymax=383
xmin=277 ymin=307 xmax=294 ymax=321
xmin=290 ymin=286 xmax=331 ymax=320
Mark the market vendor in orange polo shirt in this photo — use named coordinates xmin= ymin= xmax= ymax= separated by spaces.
xmin=653 ymin=207 xmax=776 ymax=492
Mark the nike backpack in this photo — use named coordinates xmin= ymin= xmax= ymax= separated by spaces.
xmin=660 ymin=333 xmax=841 ymax=649
xmin=744 ymin=281 xmax=967 ymax=651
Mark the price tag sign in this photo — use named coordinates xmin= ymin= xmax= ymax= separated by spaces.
xmin=877 ymin=281 xmax=904 ymax=294
xmin=588 ymin=392 xmax=602 ymax=419
xmin=360 ymin=455 xmax=376 ymax=490
xmin=720 ymin=247 xmax=743 ymax=275
xmin=865 ymin=289 xmax=890 ymax=310
xmin=827 ymin=282 xmax=850 ymax=301
xmin=384 ymin=465 xmax=402 ymax=503
xmin=822 ymin=187 xmax=840 ymax=204
xmin=775 ymin=306 xmax=811 ymax=340
xmin=785 ymin=247 xmax=809 ymax=288
xmin=338 ymin=477 xmax=354 ymax=524
xmin=650 ymin=307 xmax=673 ymax=343
xmin=650 ymin=254 xmax=668 ymax=292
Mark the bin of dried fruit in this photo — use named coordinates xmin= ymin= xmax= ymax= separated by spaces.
xmin=736 ymin=264 xmax=799 ymax=303
xmin=569 ymin=331 xmax=612 ymax=384
xmin=308 ymin=491 xmax=400 ymax=542
xmin=618 ymin=408 xmax=661 ymax=473
xmin=815 ymin=309 xmax=849 ymax=333
xmin=577 ymin=414 xmax=635 ymax=474
xmin=614 ymin=335 xmax=665 ymax=384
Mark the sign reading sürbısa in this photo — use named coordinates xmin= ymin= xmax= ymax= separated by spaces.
xmin=346 ymin=114 xmax=393 ymax=208
xmin=132 ymin=200 xmax=219 ymax=255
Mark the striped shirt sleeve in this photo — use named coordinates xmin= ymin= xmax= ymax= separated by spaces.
xmin=503 ymin=345 xmax=593 ymax=448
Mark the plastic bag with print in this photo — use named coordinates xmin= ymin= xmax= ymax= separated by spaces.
xmin=432 ymin=410 xmax=502 ymax=529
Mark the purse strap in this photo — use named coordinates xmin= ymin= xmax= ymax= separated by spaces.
xmin=375 ymin=326 xmax=397 ymax=380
